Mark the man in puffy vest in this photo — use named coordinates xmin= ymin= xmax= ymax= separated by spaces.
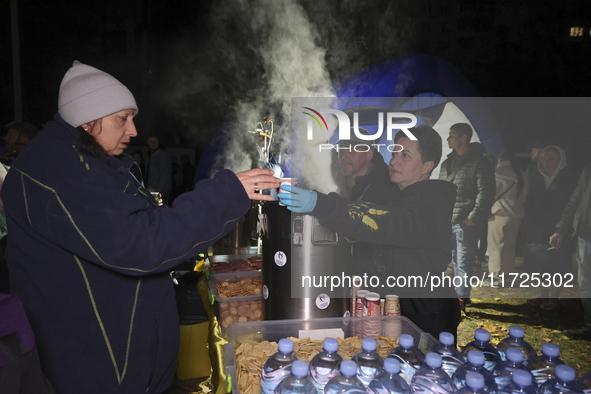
xmin=439 ymin=123 xmax=495 ymax=309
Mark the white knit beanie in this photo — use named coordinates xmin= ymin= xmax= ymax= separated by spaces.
xmin=58 ymin=60 xmax=138 ymax=128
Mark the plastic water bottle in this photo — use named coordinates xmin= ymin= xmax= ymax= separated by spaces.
xmin=500 ymin=369 xmax=537 ymax=394
xmin=457 ymin=372 xmax=486 ymax=394
xmin=275 ymin=360 xmax=318 ymax=394
xmin=496 ymin=326 xmax=537 ymax=366
xmin=262 ymin=338 xmax=299 ymax=394
xmin=538 ymin=364 xmax=584 ymax=394
xmin=430 ymin=331 xmax=465 ymax=378
xmin=576 ymin=372 xmax=591 ymax=393
xmin=527 ymin=343 xmax=565 ymax=387
xmin=492 ymin=348 xmax=534 ymax=390
xmin=324 ymin=360 xmax=366 ymax=394
xmin=367 ymin=358 xmax=411 ymax=394
xmin=452 ymin=350 xmax=498 ymax=393
xmin=387 ymin=334 xmax=424 ymax=385
xmin=351 ymin=337 xmax=384 ymax=388
xmin=308 ymin=338 xmax=343 ymax=394
xmin=461 ymin=329 xmax=502 ymax=372
xmin=410 ymin=352 xmax=455 ymax=394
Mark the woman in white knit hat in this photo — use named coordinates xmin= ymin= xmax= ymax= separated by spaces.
xmin=1 ymin=61 xmax=280 ymax=394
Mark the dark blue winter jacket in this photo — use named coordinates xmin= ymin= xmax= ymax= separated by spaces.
xmin=2 ymin=114 xmax=249 ymax=393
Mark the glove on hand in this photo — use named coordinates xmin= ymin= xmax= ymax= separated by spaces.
xmin=277 ymin=185 xmax=317 ymax=213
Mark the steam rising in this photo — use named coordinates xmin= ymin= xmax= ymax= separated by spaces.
xmin=161 ymin=0 xmax=413 ymax=192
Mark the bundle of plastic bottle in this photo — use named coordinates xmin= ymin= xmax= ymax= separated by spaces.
xmin=275 ymin=360 xmax=318 ymax=394
xmin=495 ymin=326 xmax=537 ymax=366
xmin=308 ymin=338 xmax=343 ymax=394
xmin=452 ymin=350 xmax=498 ymax=393
xmin=409 ymin=352 xmax=456 ymax=394
xmin=262 ymin=338 xmax=299 ymax=394
xmin=527 ymin=343 xmax=565 ymax=387
xmin=430 ymin=331 xmax=465 ymax=378
xmin=576 ymin=372 xmax=591 ymax=393
xmin=492 ymin=348 xmax=534 ymax=390
xmin=538 ymin=364 xmax=584 ymax=394
xmin=457 ymin=372 xmax=486 ymax=394
xmin=324 ymin=360 xmax=366 ymax=394
xmin=367 ymin=358 xmax=410 ymax=394
xmin=499 ymin=369 xmax=537 ymax=394
xmin=461 ymin=329 xmax=502 ymax=372
xmin=351 ymin=337 xmax=384 ymax=388
xmin=387 ymin=334 xmax=425 ymax=385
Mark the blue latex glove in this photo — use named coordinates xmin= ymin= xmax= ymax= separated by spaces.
xmin=277 ymin=185 xmax=317 ymax=213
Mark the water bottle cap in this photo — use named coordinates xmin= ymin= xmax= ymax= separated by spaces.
xmin=439 ymin=332 xmax=455 ymax=346
xmin=541 ymin=343 xmax=560 ymax=358
xmin=555 ymin=364 xmax=576 ymax=382
xmin=474 ymin=329 xmax=490 ymax=342
xmin=324 ymin=338 xmax=338 ymax=353
xmin=465 ymin=372 xmax=485 ymax=390
xmin=467 ymin=350 xmax=485 ymax=366
xmin=512 ymin=369 xmax=532 ymax=386
xmin=506 ymin=347 xmax=524 ymax=363
xmin=291 ymin=360 xmax=309 ymax=378
xmin=509 ymin=326 xmax=525 ymax=339
xmin=278 ymin=338 xmax=294 ymax=354
xmin=362 ymin=337 xmax=377 ymax=352
xmin=399 ymin=334 xmax=414 ymax=348
xmin=356 ymin=290 xmax=368 ymax=298
xmin=384 ymin=358 xmax=401 ymax=374
xmin=340 ymin=360 xmax=358 ymax=377
xmin=425 ymin=352 xmax=442 ymax=369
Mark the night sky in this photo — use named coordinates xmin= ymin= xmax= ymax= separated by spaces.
xmin=2 ymin=0 xmax=591 ymax=173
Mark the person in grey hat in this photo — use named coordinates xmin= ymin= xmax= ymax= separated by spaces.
xmin=1 ymin=60 xmax=280 ymax=394
xmin=1 ymin=121 xmax=38 ymax=165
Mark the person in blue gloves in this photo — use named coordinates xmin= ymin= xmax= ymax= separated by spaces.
xmin=278 ymin=126 xmax=461 ymax=340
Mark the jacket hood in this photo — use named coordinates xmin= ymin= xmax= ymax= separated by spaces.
xmin=538 ymin=145 xmax=567 ymax=186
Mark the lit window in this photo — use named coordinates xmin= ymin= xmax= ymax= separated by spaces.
xmin=570 ymin=27 xmax=584 ymax=37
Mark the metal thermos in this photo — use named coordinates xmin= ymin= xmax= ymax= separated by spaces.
xmin=260 ymin=201 xmax=350 ymax=320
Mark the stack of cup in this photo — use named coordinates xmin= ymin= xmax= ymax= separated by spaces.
xmin=363 ymin=292 xmax=382 ymax=339
xmin=355 ymin=290 xmax=368 ymax=337
xmin=383 ymin=294 xmax=402 ymax=338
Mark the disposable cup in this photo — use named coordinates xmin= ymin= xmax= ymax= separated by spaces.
xmin=278 ymin=178 xmax=298 ymax=206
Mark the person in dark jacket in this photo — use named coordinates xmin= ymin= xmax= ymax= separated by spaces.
xmin=278 ymin=127 xmax=461 ymax=340
xmin=1 ymin=60 xmax=280 ymax=394
xmin=523 ymin=145 xmax=577 ymax=311
xmin=550 ymin=164 xmax=591 ymax=339
xmin=438 ymin=123 xmax=496 ymax=308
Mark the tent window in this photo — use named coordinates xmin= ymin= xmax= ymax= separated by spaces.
xmin=570 ymin=27 xmax=584 ymax=37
